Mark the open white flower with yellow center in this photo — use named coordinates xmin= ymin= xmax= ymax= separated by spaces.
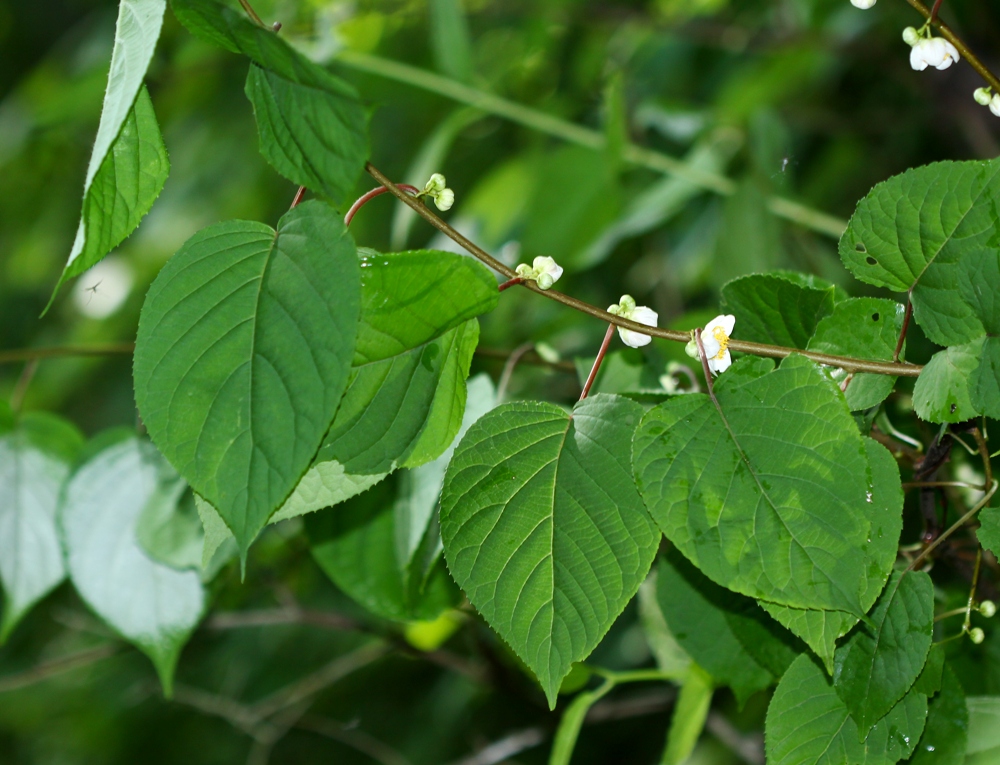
xmin=907 ymin=32 xmax=960 ymax=71
xmin=607 ymin=295 xmax=658 ymax=348
xmin=515 ymin=256 xmax=564 ymax=290
xmin=684 ymin=314 xmax=735 ymax=375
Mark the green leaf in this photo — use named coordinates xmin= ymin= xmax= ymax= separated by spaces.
xmin=766 ymin=654 xmax=927 ymax=765
xmin=977 ymin=506 xmax=1000 ymax=560
xmin=661 ymin=664 xmax=713 ymax=765
xmin=833 ymin=571 xmax=934 ymax=739
xmin=656 ymin=551 xmax=797 ymax=705
xmin=353 ymin=248 xmax=498 ymax=366
xmin=428 ymin=0 xmax=473 ymax=82
xmin=136 ymin=483 xmax=203 ymax=571
xmin=59 ymin=435 xmax=204 ymax=693
xmin=970 ymin=337 xmax=1000 ymax=421
xmin=0 ymin=414 xmax=84 ymax=641
xmin=440 ymin=394 xmax=660 ymax=707
xmin=720 ymin=270 xmax=840 ymax=349
xmin=912 ymin=645 xmax=945 ymax=698
xmin=637 ymin=574 xmax=691 ymax=680
xmin=633 ymin=354 xmax=877 ymax=613
xmin=967 ymin=696 xmax=1000 ymax=754
xmin=759 ymin=440 xmax=903 ymax=674
xmin=806 ymin=298 xmax=905 ymax=411
xmin=839 ymin=159 xmax=1000 ymax=347
xmin=134 ymin=201 xmax=360 ymax=555
xmin=54 ymin=85 xmax=169 ymax=303
xmin=172 ymin=0 xmax=369 ymax=204
xmin=307 ymin=478 xmax=459 ymax=622
xmin=317 ymin=319 xmax=478 ymax=476
xmin=50 ymin=0 xmax=168 ymax=304
xmin=913 ymin=339 xmax=983 ymax=424
xmin=909 ymin=664 xmax=968 ymax=765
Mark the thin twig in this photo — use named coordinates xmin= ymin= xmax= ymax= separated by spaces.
xmin=694 ymin=329 xmax=719 ymax=409
xmin=973 ymin=427 xmax=993 ymax=488
xmin=206 ymin=607 xmax=361 ymax=633
xmin=580 ymin=324 xmax=616 ymax=401
xmin=364 ymin=164 xmax=923 ymax=378
xmin=10 ymin=359 xmax=39 ymax=412
xmin=908 ymin=480 xmax=998 ymax=572
xmin=903 ymin=480 xmax=982 ymax=490
xmin=289 ymin=186 xmax=307 ymax=209
xmin=497 ymin=276 xmax=523 ymax=292
xmin=344 ymin=185 xmax=420 ymax=226
xmin=446 ymin=727 xmax=547 ymax=765
xmin=496 ymin=342 xmax=536 ymax=402
xmin=0 ymin=644 xmax=119 ymax=694
xmin=237 ymin=0 xmax=266 ymax=27
xmin=0 ymin=343 xmax=134 ymax=364
xmin=297 ymin=715 xmax=414 ymax=765
xmin=474 ymin=346 xmax=575 ymax=372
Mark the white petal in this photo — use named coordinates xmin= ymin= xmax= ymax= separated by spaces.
xmin=850 ymin=0 xmax=876 ymax=8
xmin=618 ymin=327 xmax=652 ymax=348
xmin=935 ymin=40 xmax=959 ymax=69
xmin=630 ymin=305 xmax=659 ymax=328
xmin=708 ymin=350 xmax=732 ymax=376
xmin=924 ymin=38 xmax=948 ymax=67
xmin=990 ymin=95 xmax=1000 ymax=117
xmin=700 ymin=335 xmax=721 ymax=359
xmin=910 ymin=45 xmax=928 ymax=71
xmin=705 ymin=314 xmax=736 ymax=335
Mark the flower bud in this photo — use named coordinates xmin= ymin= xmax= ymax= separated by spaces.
xmin=902 ymin=26 xmax=920 ymax=46
xmin=980 ymin=600 xmax=997 ymax=618
xmin=536 ymin=272 xmax=554 ymax=290
xmin=424 ymin=173 xmax=447 ymax=194
xmin=970 ymin=627 xmax=986 ymax=644
xmin=975 ymin=87 xmax=993 ymax=106
xmin=990 ymin=94 xmax=1000 ymax=118
xmin=434 ymin=187 xmax=455 ymax=211
xmin=850 ymin=0 xmax=876 ymax=8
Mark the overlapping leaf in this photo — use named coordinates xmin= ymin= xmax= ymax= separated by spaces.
xmin=59 ymin=434 xmax=204 ymax=693
xmin=656 ymin=551 xmax=798 ymax=705
xmin=909 ymin=665 xmax=968 ymax=765
xmin=721 ymin=270 xmax=841 ymax=348
xmin=52 ymin=0 xmax=169 ymax=301
xmin=807 ymin=298 xmax=905 ymax=411
xmin=760 ymin=439 xmax=903 ymax=673
xmin=913 ymin=339 xmax=983 ymax=423
xmin=134 ymin=201 xmax=360 ymax=554
xmin=0 ymin=413 xmax=83 ymax=641
xmin=833 ymin=571 xmax=933 ymax=739
xmin=766 ymin=654 xmax=927 ymax=765
xmin=441 ymin=394 xmax=660 ymax=706
xmin=633 ymin=354 xmax=878 ymax=614
xmin=172 ymin=0 xmax=368 ymax=204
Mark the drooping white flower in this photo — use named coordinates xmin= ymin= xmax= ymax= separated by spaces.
xmin=421 ymin=173 xmax=455 ymax=211
xmin=974 ymin=87 xmax=993 ymax=106
xmin=515 ymin=256 xmax=564 ymax=290
xmin=850 ymin=0 xmax=876 ymax=8
xmin=990 ymin=94 xmax=1000 ymax=118
xmin=684 ymin=314 xmax=735 ymax=375
xmin=909 ymin=36 xmax=960 ymax=71
xmin=607 ymin=295 xmax=658 ymax=348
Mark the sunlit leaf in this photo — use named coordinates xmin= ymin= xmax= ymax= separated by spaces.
xmin=60 ymin=434 xmax=204 ymax=693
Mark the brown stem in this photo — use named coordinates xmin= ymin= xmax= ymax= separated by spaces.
xmin=579 ymin=324 xmax=616 ymax=401
xmin=289 ymin=185 xmax=307 ymax=209
xmin=694 ymin=329 xmax=719 ymax=409
xmin=903 ymin=0 xmax=1000 ymax=91
xmin=973 ymin=427 xmax=993 ymax=488
xmin=344 ymin=184 xmax=421 ymax=226
xmin=0 ymin=644 xmax=119 ymax=694
xmin=903 ymin=480 xmax=981 ymax=490
xmin=929 ymin=0 xmax=945 ymax=22
xmin=496 ymin=342 xmax=535 ymax=401
xmin=364 ymin=164 xmax=924 ymax=378
xmin=0 ymin=343 xmax=135 ymax=365
xmin=10 ymin=359 xmax=39 ymax=412
xmin=237 ymin=0 xmax=266 ymax=27
xmin=894 ymin=293 xmax=913 ymax=363
xmin=908 ymin=480 xmax=998 ymax=571
xmin=497 ymin=277 xmax=523 ymax=292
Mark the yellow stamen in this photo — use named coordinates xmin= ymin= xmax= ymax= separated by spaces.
xmin=712 ymin=326 xmax=730 ymax=359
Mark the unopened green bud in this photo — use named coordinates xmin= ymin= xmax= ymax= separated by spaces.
xmin=980 ymin=600 xmax=997 ymax=618
xmin=975 ymin=87 xmax=993 ymax=106
xmin=970 ymin=627 xmax=986 ymax=644
xmin=902 ymin=26 xmax=920 ymax=46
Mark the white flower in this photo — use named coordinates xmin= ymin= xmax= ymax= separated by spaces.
xmin=421 ymin=173 xmax=455 ymax=211
xmin=909 ymin=36 xmax=960 ymax=71
xmin=990 ymin=94 xmax=1000 ymax=117
xmin=974 ymin=87 xmax=993 ymax=106
xmin=851 ymin=0 xmax=876 ymax=8
xmin=515 ymin=256 xmax=564 ymax=290
xmin=607 ymin=295 xmax=658 ymax=348
xmin=684 ymin=314 xmax=735 ymax=375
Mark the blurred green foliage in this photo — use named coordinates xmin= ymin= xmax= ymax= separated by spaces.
xmin=2 ymin=0 xmax=999 ymax=762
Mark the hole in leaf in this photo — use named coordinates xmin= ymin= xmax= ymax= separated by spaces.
xmin=855 ymin=242 xmax=867 ymax=253
xmin=866 ymin=256 xmax=877 ymax=266
xmin=872 ymin=312 xmax=880 ymax=322
xmin=951 ymin=404 xmax=958 ymax=413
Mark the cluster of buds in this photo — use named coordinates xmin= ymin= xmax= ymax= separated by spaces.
xmin=515 ymin=256 xmax=564 ymax=290
xmin=967 ymin=600 xmax=996 ymax=644
xmin=974 ymin=87 xmax=1000 ymax=117
xmin=419 ymin=173 xmax=455 ymax=211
